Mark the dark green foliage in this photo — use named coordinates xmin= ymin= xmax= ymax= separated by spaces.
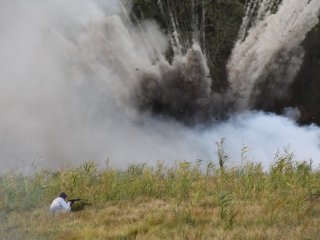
xmin=289 ymin=23 xmax=320 ymax=125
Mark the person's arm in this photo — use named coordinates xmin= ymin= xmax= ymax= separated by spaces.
xmin=58 ymin=197 xmax=71 ymax=212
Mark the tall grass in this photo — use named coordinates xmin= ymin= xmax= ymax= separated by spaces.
xmin=1 ymin=149 xmax=320 ymax=239
xmin=1 ymin=152 xmax=319 ymax=213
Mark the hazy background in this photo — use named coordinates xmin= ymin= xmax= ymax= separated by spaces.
xmin=1 ymin=0 xmax=320 ymax=173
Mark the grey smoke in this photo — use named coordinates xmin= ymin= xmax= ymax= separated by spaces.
xmin=0 ymin=0 xmax=320 ymax=173
xmin=227 ymin=0 xmax=320 ymax=111
xmin=0 ymin=0 xmax=214 ymax=171
xmin=133 ymin=43 xmax=225 ymax=125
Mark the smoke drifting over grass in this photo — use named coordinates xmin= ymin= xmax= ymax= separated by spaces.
xmin=0 ymin=0 xmax=320 ymax=173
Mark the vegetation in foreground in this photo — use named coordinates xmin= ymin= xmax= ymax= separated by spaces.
xmin=1 ymin=148 xmax=320 ymax=239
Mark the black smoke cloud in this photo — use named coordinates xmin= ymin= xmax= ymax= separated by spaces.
xmin=133 ymin=44 xmax=226 ymax=125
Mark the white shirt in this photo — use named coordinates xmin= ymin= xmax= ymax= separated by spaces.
xmin=49 ymin=197 xmax=71 ymax=213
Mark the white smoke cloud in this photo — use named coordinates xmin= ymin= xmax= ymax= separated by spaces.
xmin=0 ymin=0 xmax=320 ymax=174
xmin=0 ymin=0 xmax=196 ymax=172
xmin=202 ymin=112 xmax=320 ymax=169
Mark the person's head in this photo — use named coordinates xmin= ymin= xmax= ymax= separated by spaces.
xmin=58 ymin=192 xmax=67 ymax=199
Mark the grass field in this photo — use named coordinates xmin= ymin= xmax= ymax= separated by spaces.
xmin=1 ymin=150 xmax=320 ymax=239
